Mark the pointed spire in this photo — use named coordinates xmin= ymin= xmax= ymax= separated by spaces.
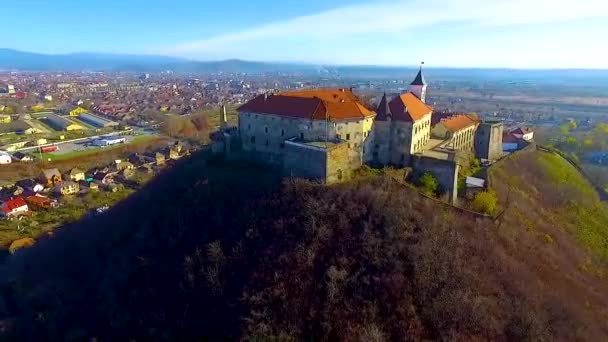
xmin=219 ymin=104 xmax=227 ymax=129
xmin=376 ymin=93 xmax=392 ymax=121
xmin=410 ymin=62 xmax=426 ymax=86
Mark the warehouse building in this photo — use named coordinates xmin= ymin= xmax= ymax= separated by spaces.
xmin=41 ymin=114 xmax=84 ymax=131
xmin=77 ymin=113 xmax=119 ymax=128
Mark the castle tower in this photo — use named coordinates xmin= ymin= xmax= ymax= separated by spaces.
xmin=409 ymin=63 xmax=427 ymax=103
xmin=219 ymin=104 xmax=228 ymax=130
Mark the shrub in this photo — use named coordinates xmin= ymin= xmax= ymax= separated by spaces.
xmin=418 ymin=172 xmax=439 ymax=196
xmin=471 ymin=191 xmax=499 ymax=215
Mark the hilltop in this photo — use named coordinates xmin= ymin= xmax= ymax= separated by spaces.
xmin=0 ymin=149 xmax=606 ymax=340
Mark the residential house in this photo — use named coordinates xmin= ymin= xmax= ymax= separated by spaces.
xmin=0 ymin=197 xmax=29 ymax=217
xmin=25 ymin=194 xmax=57 ymax=209
xmin=12 ymin=152 xmax=33 ymax=162
xmin=40 ymin=168 xmax=62 ymax=186
xmin=55 ymin=181 xmax=80 ymax=196
xmin=15 ymin=179 xmax=44 ymax=193
xmin=510 ymin=127 xmax=534 ymax=141
xmin=127 ymin=153 xmax=149 ymax=167
xmin=0 ymin=152 xmax=12 ymax=165
xmin=93 ymin=171 xmax=116 ymax=185
xmin=502 ymin=132 xmax=520 ymax=152
xmin=0 ymin=114 xmax=11 ymax=123
xmin=67 ymin=168 xmax=85 ymax=182
xmin=115 ymin=160 xmax=135 ymax=171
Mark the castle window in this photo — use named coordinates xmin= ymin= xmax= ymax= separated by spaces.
xmin=264 ymin=127 xmax=269 ymax=134
xmin=300 ymin=133 xmax=304 ymax=140
xmin=265 ymin=139 xmax=269 ymax=146
xmin=346 ymin=133 xmax=351 ymax=140
xmin=250 ymin=136 xmax=256 ymax=144
xmin=280 ymin=142 xmax=285 ymax=149
xmin=337 ymin=134 xmax=341 ymax=139
xmin=247 ymin=124 xmax=251 ymax=130
xmin=281 ymin=129 xmax=285 ymax=137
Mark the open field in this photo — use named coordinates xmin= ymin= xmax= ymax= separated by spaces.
xmin=202 ymin=105 xmax=239 ymax=128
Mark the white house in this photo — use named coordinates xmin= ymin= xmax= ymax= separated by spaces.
xmin=510 ymin=127 xmax=534 ymax=141
xmin=0 ymin=152 xmax=12 ymax=165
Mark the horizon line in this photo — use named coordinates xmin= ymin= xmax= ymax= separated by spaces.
xmin=2 ymin=48 xmax=608 ymax=71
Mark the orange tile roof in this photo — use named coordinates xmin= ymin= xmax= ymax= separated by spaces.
xmin=438 ymin=114 xmax=479 ymax=132
xmin=238 ymin=88 xmax=375 ymax=121
xmin=387 ymin=92 xmax=432 ymax=122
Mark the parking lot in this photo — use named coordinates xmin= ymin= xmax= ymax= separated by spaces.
xmin=14 ymin=128 xmax=158 ymax=157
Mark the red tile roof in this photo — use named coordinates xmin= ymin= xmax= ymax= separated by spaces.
xmin=502 ymin=132 xmax=520 ymax=143
xmin=437 ymin=114 xmax=479 ymax=132
xmin=238 ymin=88 xmax=375 ymax=121
xmin=1 ymin=197 xmax=28 ymax=214
xmin=385 ymin=92 xmax=432 ymax=122
xmin=511 ymin=127 xmax=534 ymax=135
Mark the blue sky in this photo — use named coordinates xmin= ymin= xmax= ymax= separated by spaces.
xmin=4 ymin=0 xmax=608 ymax=68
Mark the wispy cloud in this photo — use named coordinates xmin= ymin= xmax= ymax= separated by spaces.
xmin=163 ymin=0 xmax=608 ymax=66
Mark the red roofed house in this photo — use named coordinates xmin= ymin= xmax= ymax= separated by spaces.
xmin=0 ymin=197 xmax=29 ymax=217
xmin=510 ymin=127 xmax=534 ymax=141
xmin=502 ymin=132 xmax=520 ymax=152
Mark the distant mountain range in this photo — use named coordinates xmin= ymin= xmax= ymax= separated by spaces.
xmin=0 ymin=48 xmax=321 ymax=73
xmin=2 ymin=49 xmax=608 ymax=87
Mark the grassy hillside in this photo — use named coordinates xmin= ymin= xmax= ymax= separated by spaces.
xmin=0 ymin=151 xmax=606 ymax=340
xmin=490 ymin=149 xmax=608 ymax=260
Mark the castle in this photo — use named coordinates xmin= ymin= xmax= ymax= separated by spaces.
xmin=212 ymin=67 xmax=502 ymax=201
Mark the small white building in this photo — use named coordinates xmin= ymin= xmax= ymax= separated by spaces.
xmin=0 ymin=152 xmax=12 ymax=165
xmin=510 ymin=127 xmax=534 ymax=141
xmin=93 ymin=137 xmax=126 ymax=147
